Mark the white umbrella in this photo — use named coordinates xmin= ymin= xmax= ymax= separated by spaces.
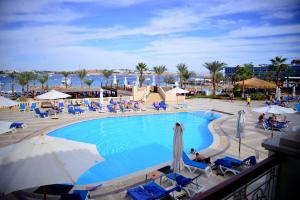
xmin=236 ymin=110 xmax=245 ymax=157
xmin=166 ymin=87 xmax=189 ymax=104
xmin=172 ymin=122 xmax=184 ymax=173
xmin=0 ymin=96 xmax=18 ymax=107
xmin=0 ymin=135 xmax=103 ymax=194
xmin=252 ymin=105 xmax=296 ymax=114
xmin=292 ymin=86 xmax=296 ymax=98
xmin=113 ymin=75 xmax=117 ymax=85
xmin=100 ymin=88 xmax=104 ymax=102
xmin=174 ymin=81 xmax=179 ymax=87
xmin=36 ymin=90 xmax=71 ymax=100
xmin=124 ymin=77 xmax=128 ymax=87
xmin=277 ymin=88 xmax=281 ymax=101
xmin=135 ymin=75 xmax=139 ymax=86
xmin=152 ymin=75 xmax=156 ymax=86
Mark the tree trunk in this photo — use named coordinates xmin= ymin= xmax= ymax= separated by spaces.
xmin=46 ymin=81 xmax=49 ymax=92
xmin=157 ymin=75 xmax=160 ymax=86
xmin=242 ymin=80 xmax=245 ymax=98
xmin=276 ymin=71 xmax=280 ymax=86
xmin=11 ymin=79 xmax=14 ymax=96
xmin=65 ymin=77 xmax=68 ymax=88
xmin=212 ymin=77 xmax=216 ymax=96
xmin=42 ymin=83 xmax=44 ymax=92
xmin=22 ymin=86 xmax=24 ymax=97
xmin=26 ymin=83 xmax=29 ymax=97
xmin=81 ymin=80 xmax=83 ymax=88
xmin=33 ymin=80 xmax=36 ymax=98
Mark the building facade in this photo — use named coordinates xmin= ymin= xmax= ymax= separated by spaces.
xmin=224 ymin=60 xmax=300 ymax=86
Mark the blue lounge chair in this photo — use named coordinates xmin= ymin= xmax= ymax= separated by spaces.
xmin=182 ymin=152 xmax=212 ymax=176
xmin=109 ymin=99 xmax=117 ymax=105
xmin=74 ymin=106 xmax=85 ymax=114
xmin=165 ymin=173 xmax=205 ymax=198
xmin=159 ymin=101 xmax=168 ymax=110
xmin=58 ymin=102 xmax=65 ymax=111
xmin=262 ymin=120 xmax=289 ymax=131
xmin=213 ymin=156 xmax=256 ymax=176
xmin=107 ymin=104 xmax=116 ymax=113
xmin=10 ymin=122 xmax=26 ymax=128
xmin=127 ymin=181 xmax=180 ymax=200
xmin=30 ymin=102 xmax=37 ymax=111
xmin=34 ymin=108 xmax=48 ymax=118
xmin=153 ymin=102 xmax=160 ymax=110
xmin=83 ymin=99 xmax=90 ymax=107
xmin=19 ymin=103 xmax=26 ymax=112
xmin=88 ymin=104 xmax=97 ymax=111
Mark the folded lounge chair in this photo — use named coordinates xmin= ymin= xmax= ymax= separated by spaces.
xmin=213 ymin=156 xmax=256 ymax=176
xmin=127 ymin=181 xmax=180 ymax=200
xmin=165 ymin=173 xmax=205 ymax=198
xmin=182 ymin=152 xmax=212 ymax=177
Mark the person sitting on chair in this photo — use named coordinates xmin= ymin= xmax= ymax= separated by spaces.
xmin=194 ymin=152 xmax=211 ymax=164
xmin=258 ymin=113 xmax=265 ymax=124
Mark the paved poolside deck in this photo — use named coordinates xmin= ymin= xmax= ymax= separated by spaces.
xmin=0 ymin=99 xmax=299 ymax=199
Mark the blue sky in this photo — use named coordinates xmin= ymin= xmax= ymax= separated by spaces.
xmin=0 ymin=0 xmax=299 ymax=72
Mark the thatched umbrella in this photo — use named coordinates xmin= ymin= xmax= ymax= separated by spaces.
xmin=235 ymin=77 xmax=276 ymax=89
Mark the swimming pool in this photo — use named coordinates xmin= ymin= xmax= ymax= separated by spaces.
xmin=48 ymin=111 xmax=220 ymax=185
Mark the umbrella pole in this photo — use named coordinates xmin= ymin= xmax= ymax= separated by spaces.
xmin=271 ymin=123 xmax=274 ymax=138
xmin=43 ymin=186 xmax=47 ymax=200
xmin=177 ymin=95 xmax=178 ymax=105
xmin=238 ymin=138 xmax=241 ymax=158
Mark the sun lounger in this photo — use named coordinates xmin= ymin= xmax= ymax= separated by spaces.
xmin=60 ymin=183 xmax=102 ymax=200
xmin=262 ymin=120 xmax=289 ymax=131
xmin=107 ymin=104 xmax=116 ymax=113
xmin=0 ymin=121 xmax=17 ymax=135
xmin=182 ymin=152 xmax=212 ymax=177
xmin=213 ymin=156 xmax=256 ymax=176
xmin=19 ymin=103 xmax=26 ymax=112
xmin=34 ymin=108 xmax=49 ymax=118
xmin=127 ymin=181 xmax=180 ymax=200
xmin=153 ymin=102 xmax=160 ymax=110
xmin=58 ymin=102 xmax=65 ymax=111
xmin=159 ymin=101 xmax=168 ymax=110
xmin=165 ymin=173 xmax=205 ymax=198
xmin=30 ymin=102 xmax=37 ymax=111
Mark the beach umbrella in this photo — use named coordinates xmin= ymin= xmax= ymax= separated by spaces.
xmin=166 ymin=87 xmax=189 ymax=104
xmin=236 ymin=110 xmax=245 ymax=157
xmin=135 ymin=75 xmax=139 ymax=86
xmin=99 ymin=88 xmax=104 ymax=102
xmin=124 ymin=77 xmax=128 ymax=87
xmin=113 ymin=75 xmax=117 ymax=85
xmin=174 ymin=81 xmax=179 ymax=87
xmin=292 ymin=86 xmax=296 ymax=98
xmin=252 ymin=105 xmax=296 ymax=115
xmin=0 ymin=96 xmax=18 ymax=107
xmin=0 ymin=135 xmax=103 ymax=194
xmin=36 ymin=90 xmax=70 ymax=100
xmin=275 ymin=87 xmax=281 ymax=101
xmin=172 ymin=122 xmax=184 ymax=173
xmin=152 ymin=75 xmax=156 ymax=86
xmin=235 ymin=77 xmax=276 ymax=89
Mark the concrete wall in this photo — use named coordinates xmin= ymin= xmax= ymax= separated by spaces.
xmin=132 ymin=86 xmax=150 ymax=101
xmin=157 ymin=86 xmax=186 ymax=104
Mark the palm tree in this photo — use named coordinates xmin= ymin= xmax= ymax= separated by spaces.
xmin=102 ymin=70 xmax=114 ymax=86
xmin=76 ymin=69 xmax=87 ymax=88
xmin=43 ymin=73 xmax=49 ymax=92
xmin=235 ymin=64 xmax=253 ymax=98
xmin=38 ymin=75 xmax=46 ymax=92
xmin=136 ymin=62 xmax=148 ymax=87
xmin=153 ymin=65 xmax=167 ymax=86
xmin=31 ymin=72 xmax=38 ymax=97
xmin=203 ymin=61 xmax=226 ymax=95
xmin=84 ymin=79 xmax=94 ymax=88
xmin=16 ymin=72 xmax=28 ymax=96
xmin=182 ymin=70 xmax=196 ymax=88
xmin=269 ymin=56 xmax=288 ymax=86
xmin=61 ymin=71 xmax=71 ymax=88
xmin=176 ymin=63 xmax=188 ymax=88
xmin=164 ymin=75 xmax=175 ymax=86
xmin=24 ymin=72 xmax=33 ymax=97
xmin=8 ymin=71 xmax=17 ymax=96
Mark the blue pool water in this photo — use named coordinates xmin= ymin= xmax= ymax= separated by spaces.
xmin=48 ymin=111 xmax=220 ymax=185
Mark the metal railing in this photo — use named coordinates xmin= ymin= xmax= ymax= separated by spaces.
xmin=192 ymin=155 xmax=280 ymax=200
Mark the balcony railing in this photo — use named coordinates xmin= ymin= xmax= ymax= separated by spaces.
xmin=192 ymin=155 xmax=281 ymax=200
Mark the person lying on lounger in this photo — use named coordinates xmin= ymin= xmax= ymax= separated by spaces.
xmin=194 ymin=153 xmax=211 ymax=165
